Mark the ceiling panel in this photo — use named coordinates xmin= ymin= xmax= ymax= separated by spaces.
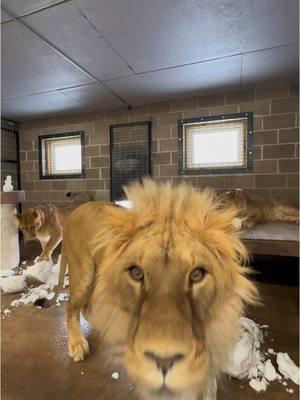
xmin=1 ymin=0 xmax=63 ymax=18
xmin=105 ymin=56 xmax=242 ymax=105
xmin=77 ymin=0 xmax=298 ymax=73
xmin=22 ymin=2 xmax=133 ymax=81
xmin=242 ymin=44 xmax=299 ymax=87
xmin=1 ymin=20 xmax=94 ymax=99
xmin=1 ymin=91 xmax=90 ymax=121
xmin=61 ymin=83 xmax=124 ymax=110
xmin=1 ymin=8 xmax=12 ymax=23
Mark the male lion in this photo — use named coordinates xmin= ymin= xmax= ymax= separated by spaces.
xmin=50 ymin=180 xmax=258 ymax=400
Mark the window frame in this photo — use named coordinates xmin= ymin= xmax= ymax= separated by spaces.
xmin=38 ymin=131 xmax=85 ymax=180
xmin=178 ymin=112 xmax=253 ymax=176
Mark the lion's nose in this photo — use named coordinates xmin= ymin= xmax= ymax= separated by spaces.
xmin=144 ymin=351 xmax=184 ymax=376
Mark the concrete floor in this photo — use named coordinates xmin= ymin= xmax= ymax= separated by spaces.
xmin=1 ymin=242 xmax=299 ymax=400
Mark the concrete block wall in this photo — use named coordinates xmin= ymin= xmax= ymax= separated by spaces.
xmin=19 ymin=82 xmax=299 ymax=209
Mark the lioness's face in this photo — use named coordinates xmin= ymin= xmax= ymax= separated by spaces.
xmin=94 ymin=220 xmax=243 ymax=399
xmin=15 ymin=210 xmax=42 ymax=240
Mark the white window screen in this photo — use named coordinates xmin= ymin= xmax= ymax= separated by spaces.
xmin=40 ymin=133 xmax=83 ymax=177
xmin=184 ymin=118 xmax=247 ymax=170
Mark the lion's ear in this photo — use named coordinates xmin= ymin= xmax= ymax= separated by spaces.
xmin=32 ymin=209 xmax=39 ymax=219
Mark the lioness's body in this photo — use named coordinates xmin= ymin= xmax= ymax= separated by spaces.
xmin=220 ymin=189 xmax=299 ymax=229
xmin=16 ymin=204 xmax=78 ymax=261
xmin=16 ymin=192 xmax=93 ymax=261
xmin=58 ymin=181 xmax=257 ymax=400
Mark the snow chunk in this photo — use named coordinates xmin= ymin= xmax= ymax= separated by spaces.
xmin=24 ymin=259 xmax=53 ymax=283
xmin=268 ymin=348 xmax=276 ymax=355
xmin=249 ymin=377 xmax=267 ymax=392
xmin=276 ymin=353 xmax=300 ymax=385
xmin=263 ymin=359 xmax=277 ymax=382
xmin=112 ymin=372 xmax=119 ymax=380
xmin=1 ymin=269 xmax=15 ymax=277
xmin=0 ymin=275 xmax=26 ymax=293
xmin=224 ymin=317 xmax=263 ymax=379
xmin=3 ymin=309 xmax=11 ymax=317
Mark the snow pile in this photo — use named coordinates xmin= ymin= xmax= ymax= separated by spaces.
xmin=0 ymin=274 xmax=26 ymax=293
xmin=2 ymin=255 xmax=68 ymax=309
xmin=225 ymin=317 xmax=263 ymax=379
xmin=24 ymin=256 xmax=61 ymax=287
xmin=225 ymin=318 xmax=299 ymax=393
xmin=11 ymin=284 xmax=51 ymax=307
xmin=24 ymin=260 xmax=53 ymax=283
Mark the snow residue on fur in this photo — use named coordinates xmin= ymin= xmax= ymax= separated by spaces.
xmin=225 ymin=318 xmax=299 ymax=393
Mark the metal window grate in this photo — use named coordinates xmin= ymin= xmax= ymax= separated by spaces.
xmin=1 ymin=119 xmax=20 ymax=189
xmin=178 ymin=112 xmax=253 ymax=175
xmin=110 ymin=122 xmax=152 ymax=201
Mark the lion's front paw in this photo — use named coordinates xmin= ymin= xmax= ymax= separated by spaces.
xmin=68 ymin=336 xmax=89 ymax=362
xmin=37 ymin=253 xmax=51 ymax=262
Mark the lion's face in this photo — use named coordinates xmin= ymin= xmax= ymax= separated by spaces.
xmin=15 ymin=209 xmax=42 ymax=240
xmin=87 ymin=182 xmax=257 ymax=399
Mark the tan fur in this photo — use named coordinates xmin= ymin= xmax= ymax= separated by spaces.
xmin=60 ymin=180 xmax=258 ymax=400
xmin=219 ymin=189 xmax=299 ymax=229
xmin=15 ymin=204 xmax=78 ymax=261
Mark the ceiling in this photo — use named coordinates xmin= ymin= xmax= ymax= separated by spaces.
xmin=1 ymin=0 xmax=299 ymax=121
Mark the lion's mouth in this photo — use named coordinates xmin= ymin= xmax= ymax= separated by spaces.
xmin=151 ymin=383 xmax=175 ymax=398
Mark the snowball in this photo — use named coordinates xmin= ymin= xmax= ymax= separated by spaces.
xmin=3 ymin=309 xmax=11 ymax=316
xmin=0 ymin=275 xmax=26 ymax=293
xmin=112 ymin=372 xmax=119 ymax=380
xmin=249 ymin=377 xmax=268 ymax=392
xmin=276 ymin=353 xmax=300 ymax=385
xmin=268 ymin=348 xmax=276 ymax=355
xmin=286 ymin=388 xmax=294 ymax=393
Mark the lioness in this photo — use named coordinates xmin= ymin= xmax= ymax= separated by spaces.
xmin=219 ymin=188 xmax=299 ymax=229
xmin=47 ymin=180 xmax=258 ymax=400
xmin=15 ymin=192 xmax=92 ymax=261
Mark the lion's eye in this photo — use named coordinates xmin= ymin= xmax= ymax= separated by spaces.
xmin=128 ymin=266 xmax=144 ymax=282
xmin=189 ymin=267 xmax=206 ymax=284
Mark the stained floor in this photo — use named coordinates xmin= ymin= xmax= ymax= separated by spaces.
xmin=1 ymin=242 xmax=299 ymax=400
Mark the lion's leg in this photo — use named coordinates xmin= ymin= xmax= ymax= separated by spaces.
xmin=67 ymin=257 xmax=95 ymax=362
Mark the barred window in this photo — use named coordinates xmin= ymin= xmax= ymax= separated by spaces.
xmin=178 ymin=113 xmax=253 ymax=175
xmin=39 ymin=132 xmax=85 ymax=179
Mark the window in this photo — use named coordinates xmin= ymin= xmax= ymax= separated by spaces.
xmin=38 ymin=132 xmax=85 ymax=179
xmin=110 ymin=121 xmax=152 ymax=201
xmin=178 ymin=112 xmax=253 ymax=175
